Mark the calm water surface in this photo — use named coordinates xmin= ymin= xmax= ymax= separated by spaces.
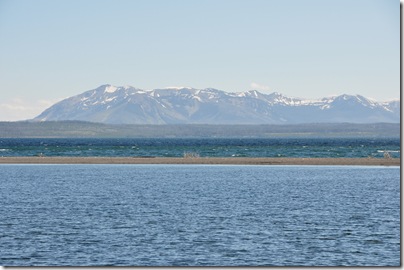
xmin=0 ymin=165 xmax=400 ymax=266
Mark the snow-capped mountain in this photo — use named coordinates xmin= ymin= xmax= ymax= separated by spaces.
xmin=33 ymin=85 xmax=400 ymax=124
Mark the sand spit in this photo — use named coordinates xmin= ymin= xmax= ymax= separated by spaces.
xmin=0 ymin=157 xmax=400 ymax=166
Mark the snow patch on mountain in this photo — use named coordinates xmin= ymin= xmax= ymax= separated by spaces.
xmin=164 ymin=86 xmax=193 ymax=90
xmin=104 ymin=85 xmax=118 ymax=93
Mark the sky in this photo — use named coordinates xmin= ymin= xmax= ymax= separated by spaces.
xmin=0 ymin=0 xmax=400 ymax=121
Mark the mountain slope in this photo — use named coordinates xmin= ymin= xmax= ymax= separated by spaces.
xmin=33 ymin=85 xmax=400 ymax=124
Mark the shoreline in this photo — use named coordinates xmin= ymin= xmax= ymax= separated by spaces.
xmin=0 ymin=157 xmax=400 ymax=166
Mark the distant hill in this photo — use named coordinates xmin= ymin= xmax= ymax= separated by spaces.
xmin=0 ymin=121 xmax=399 ymax=138
xmin=32 ymin=85 xmax=400 ymax=124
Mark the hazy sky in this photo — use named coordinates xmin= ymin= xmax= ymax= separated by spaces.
xmin=0 ymin=0 xmax=400 ymax=120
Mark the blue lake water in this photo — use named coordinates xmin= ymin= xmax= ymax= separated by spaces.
xmin=0 ymin=164 xmax=400 ymax=266
xmin=0 ymin=137 xmax=400 ymax=158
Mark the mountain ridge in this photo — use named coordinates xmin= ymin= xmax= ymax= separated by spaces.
xmin=33 ymin=84 xmax=400 ymax=124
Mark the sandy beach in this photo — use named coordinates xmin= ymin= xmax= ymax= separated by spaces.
xmin=0 ymin=156 xmax=399 ymax=166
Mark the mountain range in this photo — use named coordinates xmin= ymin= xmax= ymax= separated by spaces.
xmin=33 ymin=84 xmax=400 ymax=124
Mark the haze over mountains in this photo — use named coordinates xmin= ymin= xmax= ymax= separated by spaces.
xmin=33 ymin=85 xmax=400 ymax=125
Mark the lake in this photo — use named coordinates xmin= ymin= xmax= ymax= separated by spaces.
xmin=0 ymin=164 xmax=400 ymax=266
xmin=0 ymin=137 xmax=400 ymax=158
